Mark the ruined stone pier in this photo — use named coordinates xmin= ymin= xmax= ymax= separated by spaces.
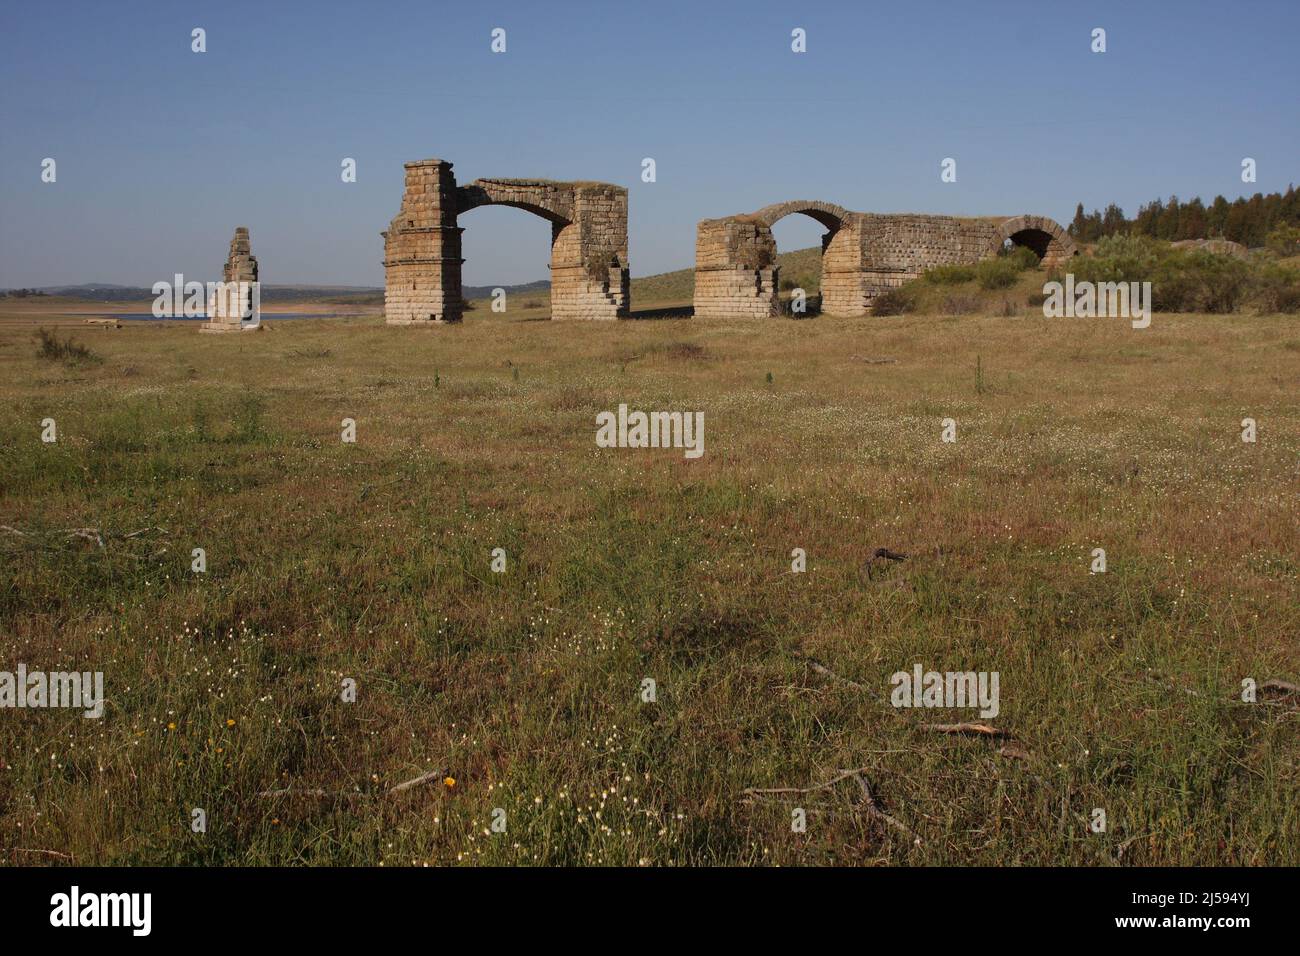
xmin=382 ymin=159 xmax=629 ymax=323
xmin=199 ymin=226 xmax=259 ymax=333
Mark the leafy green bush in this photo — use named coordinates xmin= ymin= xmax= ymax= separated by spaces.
xmin=1152 ymin=251 xmax=1250 ymax=313
xmin=1067 ymin=235 xmax=1252 ymax=313
xmin=1249 ymin=264 xmax=1300 ymax=313
xmin=780 ymin=291 xmax=820 ymax=317
xmin=1000 ymin=245 xmax=1042 ymax=271
xmin=882 ymin=235 xmax=1297 ymax=316
xmin=1071 ymin=234 xmax=1165 ymax=285
xmin=975 ymin=257 xmax=1019 ymax=290
xmin=923 ymin=264 xmax=976 ymax=285
xmin=1264 ymin=223 xmax=1300 ymax=258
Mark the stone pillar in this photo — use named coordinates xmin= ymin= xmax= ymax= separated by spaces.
xmin=819 ymin=216 xmax=869 ymax=316
xmin=383 ymin=159 xmax=463 ymax=324
xmin=550 ymin=184 xmax=629 ymax=320
xmin=200 ymin=226 xmax=259 ymax=333
xmin=692 ymin=217 xmax=780 ymax=318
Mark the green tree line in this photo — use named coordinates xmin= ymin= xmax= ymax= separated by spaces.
xmin=1067 ymin=186 xmax=1300 ymax=253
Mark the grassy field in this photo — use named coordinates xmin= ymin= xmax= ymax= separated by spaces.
xmin=1 ymin=290 xmax=1297 ymax=866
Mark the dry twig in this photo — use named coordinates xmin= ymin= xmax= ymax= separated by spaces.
xmin=852 ymin=773 xmax=920 ymax=844
xmin=921 ymin=722 xmax=1010 ymax=738
xmin=257 ymin=768 xmax=446 ymax=801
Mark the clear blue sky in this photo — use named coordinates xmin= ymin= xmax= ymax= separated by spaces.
xmin=1 ymin=0 xmax=1296 ymax=288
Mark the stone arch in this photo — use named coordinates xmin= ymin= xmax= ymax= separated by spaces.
xmin=752 ymin=200 xmax=853 ymax=232
xmin=383 ymin=160 xmax=629 ymax=323
xmin=694 ymin=201 xmax=868 ymax=318
xmin=456 ymin=180 xmax=574 ymax=224
xmin=756 ymin=203 xmax=864 ymax=317
xmin=992 ymin=215 xmax=1077 ymax=268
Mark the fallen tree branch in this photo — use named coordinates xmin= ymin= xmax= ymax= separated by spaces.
xmin=387 ymin=769 xmax=446 ymax=793
xmin=1261 ymin=678 xmax=1299 ymax=697
xmin=921 ymin=722 xmax=1010 ymax=738
xmin=64 ymin=528 xmax=104 ymax=548
xmin=739 ymin=768 xmax=920 ymax=845
xmin=121 ymin=526 xmax=168 ymax=539
xmin=7 ymin=847 xmax=75 ymax=862
xmin=740 ymin=766 xmax=875 ymax=798
xmin=257 ymin=768 xmax=446 ymax=801
xmin=853 ymin=772 xmax=920 ymax=844
xmin=802 ymin=658 xmax=866 ymax=692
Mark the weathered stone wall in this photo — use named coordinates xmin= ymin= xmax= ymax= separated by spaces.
xmin=857 ymin=214 xmax=1000 ymax=308
xmin=200 ymin=226 xmax=259 ymax=333
xmin=383 ymin=160 xmax=629 ymax=324
xmin=693 ymin=204 xmax=1077 ymax=317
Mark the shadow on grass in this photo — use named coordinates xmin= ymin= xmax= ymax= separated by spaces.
xmin=508 ymin=306 xmax=695 ymax=322
xmin=626 ymin=306 xmax=694 ymax=320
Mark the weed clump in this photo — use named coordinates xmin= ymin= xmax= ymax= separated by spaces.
xmin=871 ymin=286 xmax=919 ymax=316
xmin=34 ymin=328 xmax=103 ymax=365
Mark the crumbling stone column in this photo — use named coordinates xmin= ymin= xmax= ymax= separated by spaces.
xmin=692 ymin=217 xmax=780 ymax=318
xmin=549 ymin=183 xmax=629 ymax=320
xmin=383 ymin=159 xmax=464 ymax=325
xmin=200 ymin=226 xmax=259 ymax=333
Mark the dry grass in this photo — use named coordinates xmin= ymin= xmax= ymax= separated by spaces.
xmin=0 ymin=299 xmax=1296 ymax=866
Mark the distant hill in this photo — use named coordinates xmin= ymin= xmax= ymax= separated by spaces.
xmin=6 ymin=250 xmax=825 ymax=304
xmin=631 ymin=247 xmax=823 ymax=302
xmin=7 ymin=283 xmax=389 ymax=303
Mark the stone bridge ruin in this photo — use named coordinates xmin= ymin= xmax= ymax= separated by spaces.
xmin=693 ymin=204 xmax=1076 ymax=318
xmin=383 ymin=159 xmax=629 ymax=323
xmin=382 ymin=157 xmax=1078 ymax=323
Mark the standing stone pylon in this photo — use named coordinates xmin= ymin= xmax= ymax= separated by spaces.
xmin=382 ymin=160 xmax=463 ymax=324
xmin=200 ymin=226 xmax=260 ymax=332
